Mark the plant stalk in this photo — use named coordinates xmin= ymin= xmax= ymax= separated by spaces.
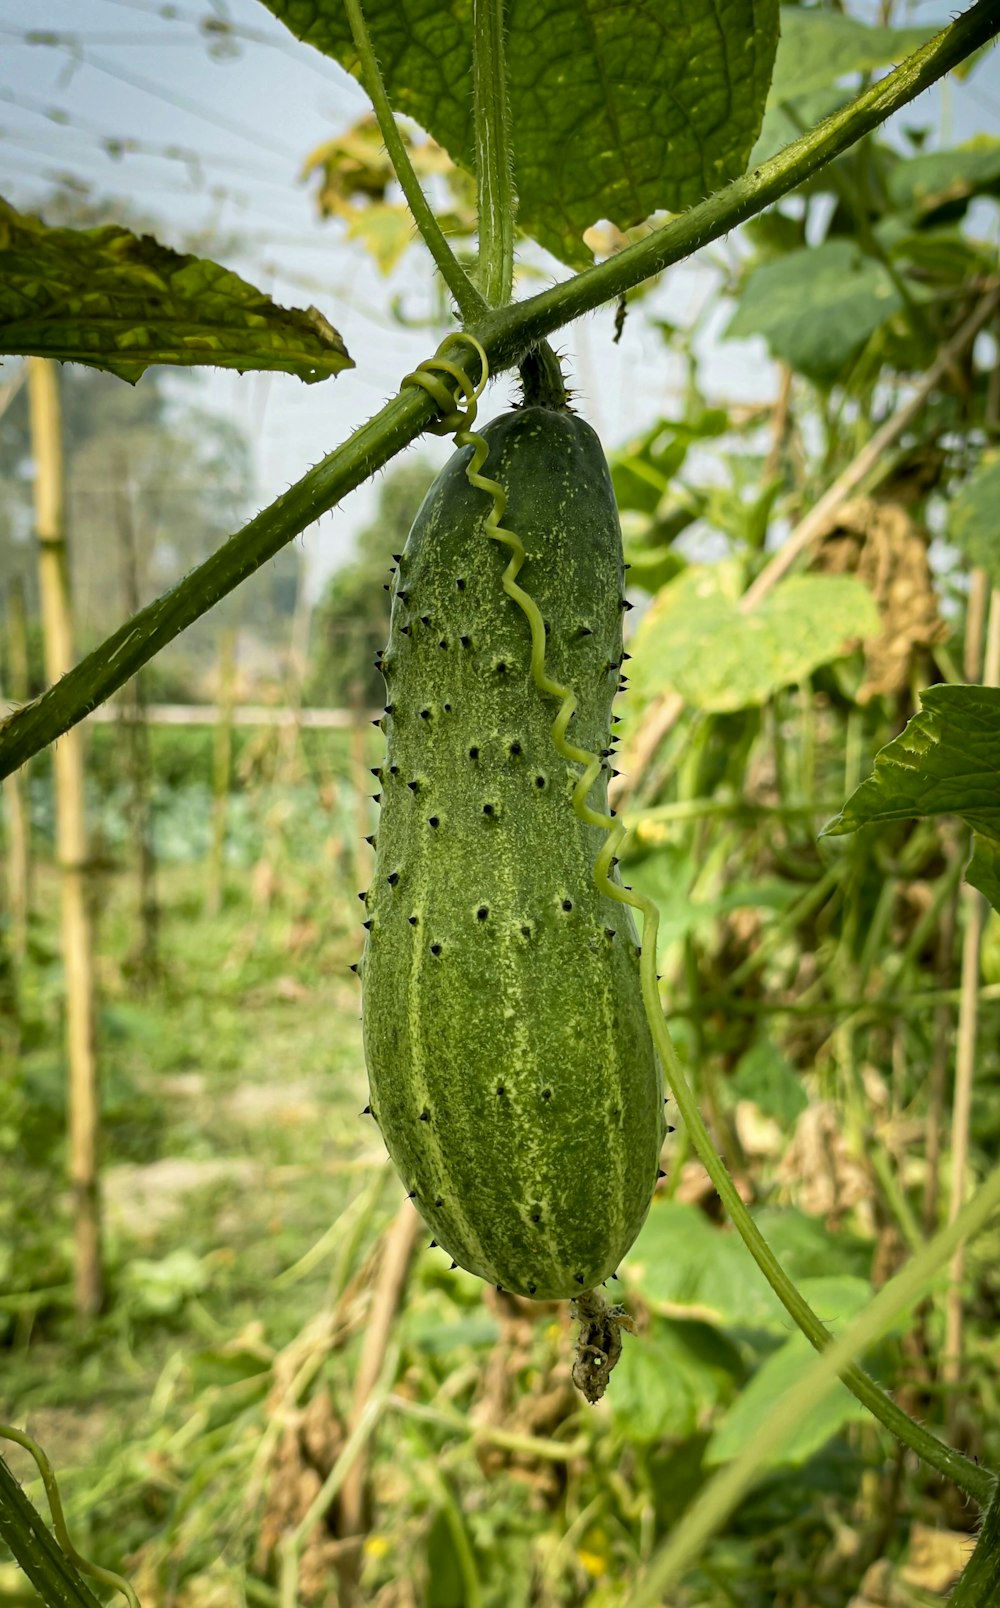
xmin=472 ymin=0 xmax=516 ymax=306
xmin=950 ymin=1475 xmax=1000 ymax=1608
xmin=343 ymin=0 xmax=486 ymax=323
xmin=624 ymin=1168 xmax=1000 ymax=1607
xmin=27 ymin=356 xmax=103 ymax=1319
xmin=0 ymin=1454 xmax=104 ymax=1608
xmin=637 ymin=944 xmax=994 ymax=1505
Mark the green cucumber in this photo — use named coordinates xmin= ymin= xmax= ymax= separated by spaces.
xmin=360 ymin=405 xmax=663 ymax=1301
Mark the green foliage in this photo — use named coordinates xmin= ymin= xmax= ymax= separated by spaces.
xmin=610 ymin=410 xmax=728 ymax=517
xmin=731 ymin=1037 xmax=808 ymax=1127
xmin=949 ymin=451 xmax=1000 ymax=589
xmin=706 ymin=1290 xmax=871 ymax=1469
xmin=4 ymin=3 xmax=1000 ymax=1602
xmin=968 ymin=838 xmax=1000 ymax=913
xmin=628 ymin=565 xmax=879 ymax=713
xmin=260 ymin=0 xmax=779 ymax=267
xmin=610 ymin=1317 xmax=741 ymax=1443
xmin=0 ymin=198 xmax=353 ymax=383
xmin=725 ymin=239 xmax=904 ymax=381
xmin=770 ymin=9 xmax=935 ymax=102
xmin=825 ymin=686 xmax=1000 ymax=913
xmin=751 ymin=8 xmax=934 ymax=164
xmin=887 ymin=134 xmax=1000 ymax=221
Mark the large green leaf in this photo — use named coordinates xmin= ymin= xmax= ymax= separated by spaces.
xmin=949 ymin=452 xmax=1000 ymax=590
xmin=705 ymin=1279 xmax=873 ymax=1469
xmin=263 ymin=0 xmax=779 ymax=268
xmin=0 ymin=199 xmax=353 ymax=384
xmin=968 ymin=838 xmax=1000 ymax=912
xmin=725 ymin=239 xmax=903 ymax=382
xmin=628 ymin=565 xmax=879 ymax=713
xmin=887 ymin=135 xmax=1000 ymax=222
xmin=823 ymin=685 xmax=1000 ymax=915
xmin=610 ymin=1317 xmax=742 ymax=1444
xmin=625 ymin=1198 xmax=789 ymax=1333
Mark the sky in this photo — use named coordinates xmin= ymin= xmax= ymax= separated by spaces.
xmin=2 ymin=0 xmax=1000 ymax=603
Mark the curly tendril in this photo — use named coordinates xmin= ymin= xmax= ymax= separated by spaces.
xmin=0 ymin=1423 xmax=141 ymax=1608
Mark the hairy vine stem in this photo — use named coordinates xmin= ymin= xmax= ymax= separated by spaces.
xmin=404 ymin=333 xmax=997 ymax=1507
xmin=2 ymin=0 xmax=999 ymax=782
xmin=343 ymin=0 xmax=486 ymax=324
xmin=0 ymin=1426 xmax=139 ymax=1608
xmin=626 ymin=1168 xmax=1000 ymax=1606
xmin=472 ymin=0 xmax=516 ymax=306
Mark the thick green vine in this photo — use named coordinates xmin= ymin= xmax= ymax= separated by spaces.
xmin=0 ymin=1425 xmax=140 ymax=1608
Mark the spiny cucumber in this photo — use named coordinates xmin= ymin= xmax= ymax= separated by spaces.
xmin=360 ymin=405 xmax=663 ymax=1302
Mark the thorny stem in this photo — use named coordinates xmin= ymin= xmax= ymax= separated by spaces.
xmin=473 ymin=0 xmax=516 ymax=306
xmin=950 ymin=1475 xmax=1000 ymax=1608
xmin=342 ymin=0 xmax=486 ymax=323
xmin=0 ymin=1453 xmax=104 ymax=1608
xmin=2 ymin=0 xmax=999 ymax=781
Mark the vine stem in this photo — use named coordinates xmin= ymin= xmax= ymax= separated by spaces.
xmin=0 ymin=1427 xmax=138 ymax=1608
xmin=2 ymin=0 xmax=999 ymax=783
xmin=624 ymin=1166 xmax=1000 ymax=1608
xmin=637 ymin=947 xmax=993 ymax=1505
xmin=472 ymin=0 xmax=516 ymax=306
xmin=342 ymin=0 xmax=486 ymax=324
xmin=951 ymin=1475 xmax=1000 ymax=1608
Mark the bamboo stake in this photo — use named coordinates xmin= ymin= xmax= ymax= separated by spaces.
xmin=337 ymin=1200 xmax=422 ymax=1605
xmin=3 ymin=579 xmax=32 ymax=966
xmin=205 ymin=629 xmax=236 ymax=919
xmin=943 ymin=587 xmax=999 ymax=1428
xmin=113 ymin=454 xmax=159 ymax=989
xmin=27 ymin=357 xmax=103 ymax=1318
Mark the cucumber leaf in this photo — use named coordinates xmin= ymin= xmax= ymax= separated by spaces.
xmin=823 ymin=685 xmax=1000 ymax=915
xmin=769 ymin=10 xmax=935 ymax=103
xmin=0 ymin=198 xmax=352 ymax=384
xmin=261 ymin=0 xmax=779 ymax=268
xmin=724 ymin=240 xmax=904 ymax=382
xmin=705 ymin=1287 xmax=873 ymax=1469
xmin=628 ymin=566 xmax=879 ymax=713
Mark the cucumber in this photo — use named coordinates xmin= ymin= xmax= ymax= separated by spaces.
xmin=360 ymin=405 xmax=663 ymax=1301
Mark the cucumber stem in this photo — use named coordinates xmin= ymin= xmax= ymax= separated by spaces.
xmin=518 ymin=345 xmax=571 ymax=410
xmin=472 ymin=0 xmax=516 ymax=307
xmin=343 ymin=0 xmax=486 ymax=324
xmin=950 ymin=1476 xmax=1000 ymax=1607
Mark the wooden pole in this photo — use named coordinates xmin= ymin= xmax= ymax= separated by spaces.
xmin=27 ymin=357 xmax=103 ymax=1319
xmin=943 ymin=586 xmax=999 ymax=1429
xmin=3 ymin=579 xmax=32 ymax=967
xmin=205 ymin=627 xmax=236 ymax=918
xmin=113 ymin=454 xmax=159 ymax=988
